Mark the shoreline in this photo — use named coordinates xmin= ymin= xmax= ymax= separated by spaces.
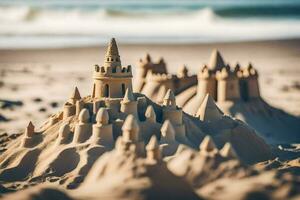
xmin=1 ymin=37 xmax=300 ymax=51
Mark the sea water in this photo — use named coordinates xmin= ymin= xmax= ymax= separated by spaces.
xmin=0 ymin=0 xmax=300 ymax=48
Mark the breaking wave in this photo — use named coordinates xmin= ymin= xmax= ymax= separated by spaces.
xmin=0 ymin=1 xmax=300 ymax=48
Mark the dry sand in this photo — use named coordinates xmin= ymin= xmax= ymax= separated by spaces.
xmin=0 ymin=39 xmax=300 ymax=200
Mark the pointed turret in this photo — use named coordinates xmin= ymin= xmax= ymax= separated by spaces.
xmin=146 ymin=135 xmax=159 ymax=151
xmin=220 ymin=142 xmax=238 ymax=159
xmin=104 ymin=38 xmax=121 ymax=68
xmin=158 ymin=57 xmax=165 ymax=64
xmin=120 ymin=87 xmax=138 ymax=117
xmin=160 ymin=120 xmax=175 ymax=141
xmin=146 ymin=135 xmax=161 ymax=162
xmin=177 ymin=65 xmax=188 ymax=78
xmin=122 ymin=87 xmax=135 ymax=103
xmin=199 ymin=136 xmax=217 ymax=152
xmin=106 ymin=38 xmax=119 ymax=56
xmin=122 ymin=115 xmax=139 ymax=143
xmin=145 ymin=105 xmax=156 ymax=123
xmin=21 ymin=121 xmax=35 ymax=147
xmin=209 ymin=49 xmax=225 ymax=72
xmin=196 ymin=94 xmax=223 ymax=122
xmin=25 ymin=121 xmax=35 ymax=137
xmin=69 ymin=87 xmax=81 ymax=104
xmin=146 ymin=53 xmax=151 ymax=62
xmin=234 ymin=63 xmax=241 ymax=73
xmin=93 ymin=38 xmax=133 ymax=98
xmin=163 ymin=89 xmax=176 ymax=108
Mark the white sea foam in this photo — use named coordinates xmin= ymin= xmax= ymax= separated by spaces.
xmin=0 ymin=6 xmax=300 ymax=48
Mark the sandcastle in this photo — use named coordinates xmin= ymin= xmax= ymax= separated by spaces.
xmin=137 ymin=50 xmax=259 ymax=105
xmin=0 ymin=38 xmax=276 ymax=196
xmin=136 ymin=51 xmax=300 ymax=144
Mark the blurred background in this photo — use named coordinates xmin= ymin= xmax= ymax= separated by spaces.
xmin=1 ymin=0 xmax=300 ymax=48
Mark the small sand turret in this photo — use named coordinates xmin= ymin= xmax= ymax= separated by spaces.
xmin=163 ymin=89 xmax=176 ymax=109
xmin=243 ymin=63 xmax=260 ymax=99
xmin=160 ymin=120 xmax=176 ymax=142
xmin=75 ymin=100 xmax=84 ymax=117
xmin=25 ymin=121 xmax=34 ymax=137
xmin=122 ymin=114 xmax=139 ymax=144
xmin=63 ymin=87 xmax=81 ymax=119
xmin=160 ymin=120 xmax=179 ymax=157
xmin=220 ymin=142 xmax=238 ymax=159
xmin=177 ymin=65 xmax=188 ymax=78
xmin=208 ymin=49 xmax=225 ymax=72
xmin=197 ymin=65 xmax=217 ymax=100
xmin=73 ymin=109 xmax=92 ymax=143
xmin=216 ymin=66 xmax=240 ymax=102
xmin=20 ymin=121 xmax=35 ymax=148
xmin=145 ymin=105 xmax=156 ymax=123
xmin=91 ymin=108 xmax=113 ymax=147
xmin=199 ymin=135 xmax=218 ymax=155
xmin=69 ymin=87 xmax=81 ymax=104
xmin=146 ymin=135 xmax=161 ymax=163
xmin=120 ymin=87 xmax=138 ymax=117
xmin=121 ymin=115 xmax=145 ymax=155
xmin=162 ymin=89 xmax=186 ymax=142
xmin=196 ymin=94 xmax=223 ymax=122
xmin=56 ymin=123 xmax=70 ymax=145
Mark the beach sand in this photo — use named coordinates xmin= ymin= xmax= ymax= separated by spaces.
xmin=1 ymin=39 xmax=300 ymax=133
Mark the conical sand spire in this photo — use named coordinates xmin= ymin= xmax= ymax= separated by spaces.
xmin=106 ymin=38 xmax=119 ymax=56
xmin=161 ymin=120 xmax=175 ymax=141
xmin=220 ymin=142 xmax=238 ymax=159
xmin=122 ymin=87 xmax=135 ymax=103
xmin=104 ymin=38 xmax=121 ymax=68
xmin=146 ymin=135 xmax=159 ymax=151
xmin=122 ymin=114 xmax=139 ymax=142
xmin=146 ymin=53 xmax=151 ymax=62
xmin=196 ymin=94 xmax=223 ymax=122
xmin=163 ymin=89 xmax=176 ymax=108
xmin=177 ymin=65 xmax=188 ymax=78
xmin=70 ymin=87 xmax=81 ymax=103
xmin=145 ymin=105 xmax=156 ymax=122
xmin=25 ymin=121 xmax=35 ymax=137
xmin=209 ymin=49 xmax=225 ymax=71
xmin=199 ymin=135 xmax=217 ymax=152
xmin=146 ymin=135 xmax=161 ymax=162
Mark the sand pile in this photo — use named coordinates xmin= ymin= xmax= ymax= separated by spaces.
xmin=168 ymin=137 xmax=256 ymax=188
xmin=2 ymin=128 xmax=202 ymax=200
xmin=135 ymin=51 xmax=300 ymax=145
xmin=0 ymin=39 xmax=290 ymax=199
xmin=197 ymin=170 xmax=300 ymax=200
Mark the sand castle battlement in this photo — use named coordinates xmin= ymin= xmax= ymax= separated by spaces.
xmin=137 ymin=49 xmax=260 ymax=104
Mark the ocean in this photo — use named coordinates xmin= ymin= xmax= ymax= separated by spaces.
xmin=0 ymin=0 xmax=300 ymax=48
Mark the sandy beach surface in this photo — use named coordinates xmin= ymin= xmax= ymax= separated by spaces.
xmin=1 ymin=39 xmax=300 ymax=134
